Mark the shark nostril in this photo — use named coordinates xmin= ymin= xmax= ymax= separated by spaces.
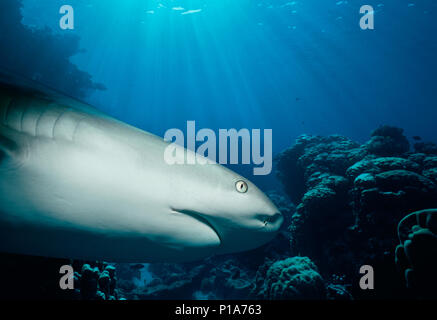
xmin=266 ymin=212 xmax=283 ymax=226
xmin=260 ymin=212 xmax=282 ymax=226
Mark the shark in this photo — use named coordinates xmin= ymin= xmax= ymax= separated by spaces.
xmin=0 ymin=73 xmax=283 ymax=262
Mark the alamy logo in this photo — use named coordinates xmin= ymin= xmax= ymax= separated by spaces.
xmin=360 ymin=5 xmax=374 ymax=30
xmin=359 ymin=265 xmax=374 ymax=290
xmin=163 ymin=121 xmax=272 ymax=175
xmin=59 ymin=265 xmax=74 ymax=290
xmin=59 ymin=5 xmax=74 ymax=30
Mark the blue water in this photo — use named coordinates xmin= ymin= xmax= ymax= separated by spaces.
xmin=10 ymin=0 xmax=437 ymax=186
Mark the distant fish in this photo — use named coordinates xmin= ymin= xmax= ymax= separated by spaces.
xmin=181 ymin=9 xmax=202 ymax=15
xmin=130 ymin=264 xmax=145 ymax=270
xmin=280 ymin=2 xmax=297 ymax=8
xmin=296 ymin=97 xmax=301 ymax=102
xmin=412 ymin=136 xmax=422 ymax=141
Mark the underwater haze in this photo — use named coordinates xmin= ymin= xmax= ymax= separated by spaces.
xmin=0 ymin=0 xmax=437 ymax=300
xmin=14 ymin=0 xmax=437 ymax=149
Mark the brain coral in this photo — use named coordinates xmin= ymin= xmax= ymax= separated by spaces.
xmin=263 ymin=256 xmax=326 ymax=300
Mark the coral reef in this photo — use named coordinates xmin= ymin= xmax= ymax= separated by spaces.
xmin=276 ymin=134 xmax=363 ymax=267
xmin=365 ymin=125 xmax=410 ymax=156
xmin=275 ymin=125 xmax=437 ymax=298
xmin=118 ymin=257 xmax=256 ymax=300
xmin=72 ymin=262 xmax=122 ymax=300
xmin=395 ymin=209 xmax=437 ymax=299
xmin=252 ymin=256 xmax=326 ymax=300
xmin=276 ymin=134 xmax=365 ymax=204
xmin=0 ymin=0 xmax=105 ymax=98
xmin=413 ymin=142 xmax=437 ymax=155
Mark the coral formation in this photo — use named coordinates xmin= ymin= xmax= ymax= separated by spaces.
xmin=275 ymin=125 xmax=437 ymax=298
xmin=252 ymin=256 xmax=326 ymax=300
xmin=413 ymin=142 xmax=437 ymax=155
xmin=276 ymin=134 xmax=365 ymax=204
xmin=365 ymin=125 xmax=410 ymax=156
xmin=0 ymin=0 xmax=105 ymax=98
xmin=395 ymin=209 xmax=437 ymax=299
xmin=118 ymin=257 xmax=257 ymax=300
xmin=73 ymin=262 xmax=122 ymax=300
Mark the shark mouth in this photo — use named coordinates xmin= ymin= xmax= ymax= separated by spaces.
xmin=171 ymin=208 xmax=223 ymax=245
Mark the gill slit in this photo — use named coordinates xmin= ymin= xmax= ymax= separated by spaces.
xmin=2 ymin=97 xmax=13 ymax=126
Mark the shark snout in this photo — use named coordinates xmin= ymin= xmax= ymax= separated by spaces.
xmin=256 ymin=197 xmax=283 ymax=230
xmin=262 ymin=211 xmax=283 ymax=230
xmin=212 ymin=205 xmax=283 ymax=254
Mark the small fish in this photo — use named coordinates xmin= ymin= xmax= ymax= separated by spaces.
xmin=412 ymin=136 xmax=422 ymax=141
xmin=181 ymin=9 xmax=202 ymax=15
xmin=130 ymin=264 xmax=145 ymax=270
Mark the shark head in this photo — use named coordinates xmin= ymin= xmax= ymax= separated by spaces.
xmin=167 ymin=150 xmax=283 ymax=256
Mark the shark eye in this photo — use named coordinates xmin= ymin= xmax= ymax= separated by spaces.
xmin=235 ymin=180 xmax=248 ymax=193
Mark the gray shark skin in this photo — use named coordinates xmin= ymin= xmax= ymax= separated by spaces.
xmin=0 ymin=74 xmax=282 ymax=262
